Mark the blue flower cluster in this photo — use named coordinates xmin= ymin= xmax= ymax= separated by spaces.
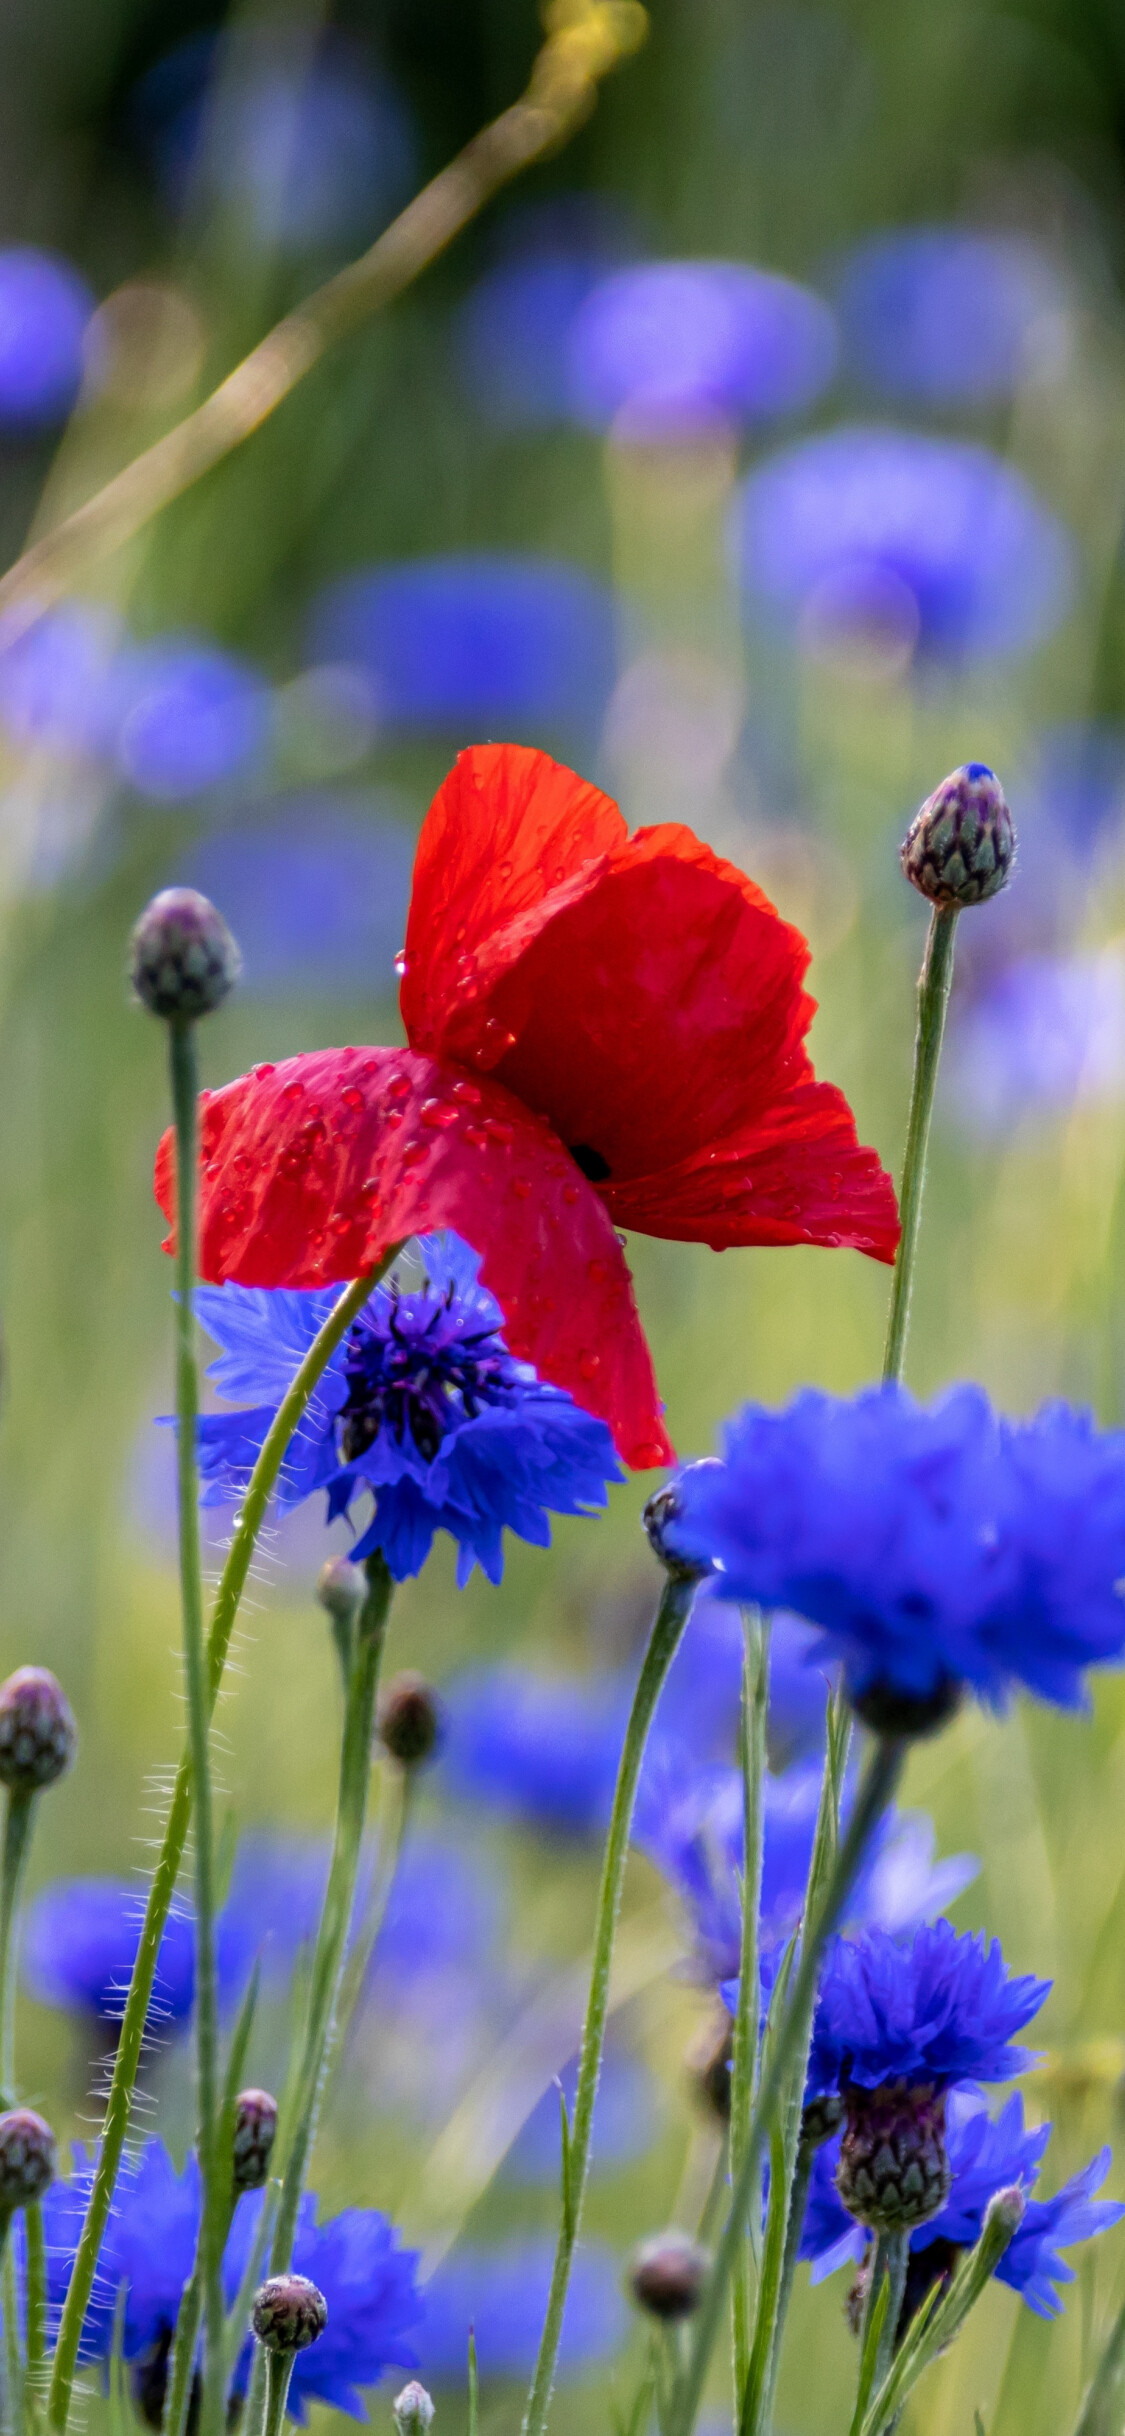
xmin=801 ymin=2091 xmax=1123 ymax=2318
xmin=666 ymin=1384 xmax=1125 ymax=1712
xmin=804 ymin=1920 xmax=1050 ymax=2098
xmin=190 ymin=1233 xmax=622 ymax=1584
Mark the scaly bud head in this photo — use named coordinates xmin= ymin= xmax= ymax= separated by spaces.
xmin=984 ymin=2183 xmax=1026 ymax=2243
xmin=130 ymin=887 xmax=240 ymax=1021
xmin=393 ymin=2382 xmax=436 ymax=2435
xmin=252 ymin=2275 xmax=327 ymax=2355
xmin=232 ymin=2088 xmax=278 ymax=2193
xmin=378 ymin=1673 xmax=442 ymax=1768
xmin=316 ymin=1557 xmax=362 ymax=1626
xmin=836 ymin=2080 xmax=951 ymax=2234
xmin=801 ymin=2092 xmax=845 ymax=2149
xmin=0 ymin=1667 xmax=76 ymax=1792
xmin=900 ymin=763 xmax=1014 ymax=910
xmin=629 ymin=2230 xmax=710 ymax=2321
xmin=0 ymin=2108 xmax=55 ymax=2211
xmin=642 ymin=1461 xmax=719 ymax=1579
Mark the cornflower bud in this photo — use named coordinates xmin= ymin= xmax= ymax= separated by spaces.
xmin=836 ymin=2079 xmax=951 ymax=2234
xmin=642 ymin=1462 xmax=719 ymax=1578
xmin=393 ymin=2382 xmax=436 ymax=2435
xmin=900 ymin=763 xmax=1014 ymax=909
xmin=0 ymin=1667 xmax=76 ymax=1793
xmin=686 ymin=2009 xmax=732 ymax=2125
xmin=628 ymin=2230 xmax=710 ymax=2321
xmin=252 ymin=2274 xmax=328 ymax=2354
xmin=316 ymin=1557 xmax=362 ymax=1626
xmin=130 ymin=887 xmax=241 ymax=1021
xmin=801 ymin=2092 xmax=845 ymax=2149
xmin=0 ymin=2108 xmax=56 ymax=2211
xmin=232 ymin=2088 xmax=278 ymax=2193
xmin=378 ymin=1674 xmax=442 ymax=1768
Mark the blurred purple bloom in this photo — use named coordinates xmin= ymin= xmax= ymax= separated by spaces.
xmin=24 ymin=1880 xmax=195 ymax=2030
xmin=0 ymin=247 xmax=95 ymax=426
xmin=837 ymin=227 xmax=1071 ymax=405
xmin=801 ymin=2091 xmax=1123 ymax=2317
xmin=417 ymin=2237 xmax=626 ymax=2384
xmin=734 ymin=425 xmax=1075 ymax=660
xmin=307 ymin=554 xmax=617 ymax=740
xmin=456 ymin=200 xmax=640 ymax=428
xmin=112 ymin=635 xmax=271 ymax=797
xmin=567 ymin=259 xmax=836 ymax=438
xmin=0 ymin=602 xmax=121 ymax=757
xmin=945 ymin=948 xmax=1125 ymax=1137
xmin=182 ymin=800 xmax=414 ymax=994
xmin=134 ymin=31 xmax=417 ymax=255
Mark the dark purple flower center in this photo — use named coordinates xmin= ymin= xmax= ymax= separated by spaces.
xmin=338 ymin=1288 xmax=520 ymax=1466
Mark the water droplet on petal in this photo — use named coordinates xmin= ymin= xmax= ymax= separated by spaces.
xmin=420 ymin=1098 xmax=458 ymax=1130
xmin=484 ymin=1119 xmax=514 ymax=1147
xmin=452 ymin=1080 xmax=481 ymax=1105
xmin=281 ymin=1080 xmax=304 ymax=1105
xmin=563 ymin=1184 xmax=580 ymax=1205
xmin=401 ymin=1142 xmax=427 ymax=1169
xmin=341 ymin=1084 xmax=364 ymax=1113
xmin=511 ymin=1176 xmax=532 ymax=1199
xmin=578 ymin=1351 xmax=601 ymax=1380
xmin=628 ymin=1440 xmax=666 ymax=1468
xmin=387 ymin=1073 xmax=411 ymax=1100
xmin=465 ymin=1126 xmax=489 ymax=1149
xmin=252 ymin=1062 xmax=276 ymax=1080
xmin=384 ymin=1108 xmax=404 ymax=1128
xmin=499 ymin=860 xmax=513 ymax=880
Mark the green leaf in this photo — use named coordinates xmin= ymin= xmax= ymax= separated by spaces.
xmin=848 ymin=2273 xmax=890 ymax=2436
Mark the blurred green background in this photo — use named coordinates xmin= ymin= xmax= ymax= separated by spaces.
xmin=5 ymin=0 xmax=1125 ymax=2429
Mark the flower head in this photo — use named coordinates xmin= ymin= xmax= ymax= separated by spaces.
xmin=807 ymin=1920 xmax=1049 ymax=2098
xmin=191 ymin=1232 xmax=622 ymax=1583
xmin=665 ymin=1383 xmax=1125 ymax=1714
xmin=836 ymin=227 xmax=1070 ymax=407
xmin=564 ymin=260 xmax=836 ymax=439
xmin=24 ymin=1879 xmax=196 ymax=2031
xmin=154 ymin=742 xmax=899 ymax=1468
xmin=801 ymin=2091 xmax=1123 ymax=2319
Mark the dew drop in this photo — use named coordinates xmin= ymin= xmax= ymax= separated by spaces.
xmin=562 ymin=1184 xmax=580 ymax=1205
xmin=341 ymin=1084 xmax=364 ymax=1113
xmin=464 ymin=1126 xmax=489 ymax=1150
xmin=628 ymin=1440 xmax=666 ymax=1468
xmin=331 ymin=1214 xmax=353 ymax=1236
xmin=452 ymin=1080 xmax=481 ymax=1105
xmin=384 ymin=1108 xmax=405 ymax=1128
xmin=386 ymin=1073 xmax=411 ymax=1100
xmin=361 ymin=1178 xmax=381 ymax=1200
xmin=420 ymin=1099 xmax=458 ymax=1130
xmin=484 ymin=1119 xmax=514 ymax=1147
xmin=393 ymin=948 xmax=412 ymax=978
xmin=280 ymin=1080 xmax=304 ymax=1105
xmin=578 ymin=1351 xmax=601 ymax=1380
xmin=587 ymin=1258 xmax=608 ymax=1283
xmin=498 ymin=860 xmax=512 ymax=879
xmin=511 ymin=1175 xmax=532 ymax=1199
xmin=252 ymin=1062 xmax=276 ymax=1080
xmin=401 ymin=1142 xmax=427 ymax=1169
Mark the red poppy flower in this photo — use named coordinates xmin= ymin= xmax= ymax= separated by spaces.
xmin=156 ymin=744 xmax=898 ymax=1469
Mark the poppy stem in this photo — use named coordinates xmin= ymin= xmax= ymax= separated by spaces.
xmin=663 ymin=1734 xmax=904 ymax=2436
xmin=882 ymin=905 xmax=959 ymax=1385
xmin=521 ymin=1569 xmax=698 ymax=2436
xmin=167 ymin=1015 xmax=224 ymax=2436
xmin=46 ymin=1252 xmax=401 ymax=2436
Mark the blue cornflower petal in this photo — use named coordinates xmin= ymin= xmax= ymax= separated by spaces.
xmin=24 ymin=1881 xmax=196 ymax=2030
xmin=807 ymin=1920 xmax=1050 ymax=2095
xmin=666 ymin=1383 xmax=1125 ymax=1712
xmin=179 ymin=1234 xmax=621 ymax=1583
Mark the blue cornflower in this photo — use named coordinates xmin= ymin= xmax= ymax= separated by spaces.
xmin=945 ymin=949 xmax=1125 ymax=1138
xmin=41 ymin=2140 xmax=422 ymax=2421
xmin=564 ymin=259 xmax=836 ymax=439
xmin=801 ymin=2091 xmax=1123 ymax=2319
xmin=190 ymin=1232 xmax=622 ymax=1584
xmin=638 ymin=1751 xmax=976 ymax=1988
xmin=836 ymin=227 xmax=1070 ymax=407
xmin=441 ymin=1666 xmax=629 ymax=1836
xmin=665 ymin=1384 xmax=1125 ymax=1719
xmin=182 ymin=806 xmax=412 ymax=998
xmin=24 ymin=1880 xmax=196 ymax=2031
xmin=733 ymin=425 xmax=1074 ymax=662
xmin=0 ymin=247 xmax=94 ymax=426
xmin=417 ymin=2237 xmax=626 ymax=2384
xmin=807 ymin=1920 xmax=1049 ymax=2098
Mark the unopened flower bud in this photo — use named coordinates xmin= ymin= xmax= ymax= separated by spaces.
xmin=984 ymin=2183 xmax=1026 ymax=2242
xmin=232 ymin=2088 xmax=278 ymax=2193
xmin=130 ymin=888 xmax=240 ymax=1021
xmin=642 ymin=1462 xmax=719 ymax=1579
xmin=316 ymin=1557 xmax=362 ymax=1626
xmin=252 ymin=2274 xmax=327 ymax=2354
xmin=849 ymin=1672 xmax=962 ymax=1742
xmin=837 ymin=2081 xmax=951 ymax=2234
xmin=378 ymin=1674 xmax=442 ymax=1768
xmin=801 ymin=2092 xmax=845 ymax=2149
xmin=393 ymin=2382 xmax=435 ymax=2435
xmin=628 ymin=2230 xmax=710 ymax=2321
xmin=0 ymin=2109 xmax=55 ymax=2211
xmin=0 ymin=1668 xmax=76 ymax=1793
xmin=900 ymin=764 xmax=1014 ymax=910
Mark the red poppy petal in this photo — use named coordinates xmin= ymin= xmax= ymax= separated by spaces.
xmin=402 ymin=743 xmax=625 ymax=1062
xmin=154 ymin=1047 xmax=673 ymax=1469
xmin=601 ymin=1077 xmax=900 ymax=1262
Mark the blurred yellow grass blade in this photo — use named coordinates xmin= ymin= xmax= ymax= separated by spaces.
xmin=405 ymin=1901 xmax=681 ymax=2274
xmin=0 ymin=0 xmax=648 ymax=643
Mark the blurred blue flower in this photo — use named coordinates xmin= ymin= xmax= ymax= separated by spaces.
xmin=945 ymin=948 xmax=1125 ymax=1137
xmin=637 ymin=1751 xmax=975 ymax=1986
xmin=804 ymin=1920 xmax=1050 ymax=2098
xmin=837 ymin=227 xmax=1071 ymax=405
xmin=0 ymin=601 xmax=122 ymax=757
xmin=41 ymin=2140 xmax=422 ymax=2418
xmin=190 ymin=1232 xmax=621 ymax=1585
xmin=181 ymin=800 xmax=414 ymax=995
xmin=1017 ymin=720 xmax=1125 ymax=862
xmin=455 ymin=198 xmax=641 ymax=428
xmin=502 ymin=2046 xmax=656 ymax=2183
xmin=306 ymin=554 xmax=617 ymax=741
xmin=417 ymin=2237 xmax=626 ymax=2384
xmin=133 ymin=31 xmax=417 ymax=255
xmin=733 ymin=425 xmax=1075 ymax=661
xmin=0 ymin=247 xmax=95 ymax=426
xmin=665 ymin=1384 xmax=1125 ymax=1711
xmin=801 ymin=2092 xmax=1123 ymax=2317
xmin=112 ymin=635 xmax=271 ymax=797
xmin=566 ymin=259 xmax=836 ymax=438
xmin=24 ymin=1880 xmax=195 ymax=2030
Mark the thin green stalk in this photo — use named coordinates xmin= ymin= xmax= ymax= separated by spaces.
xmin=858 ymin=2197 xmax=1020 ymax=2436
xmin=270 ymin=1557 xmax=393 ymax=2275
xmin=47 ymin=1255 xmax=399 ymax=2436
xmin=259 ymin=2350 xmax=294 ymax=2436
xmin=167 ymin=1965 xmax=261 ymax=2436
xmin=883 ymin=904 xmax=959 ymax=1384
xmin=521 ymin=1571 xmax=698 ymax=2436
xmin=3 ymin=2233 xmax=21 ymax=2436
xmin=762 ymin=2134 xmax=814 ymax=2393
xmin=1073 ymin=2285 xmax=1125 ymax=2436
xmin=729 ymin=1615 xmax=768 ymax=2408
xmin=24 ymin=2202 xmax=45 ymax=2384
xmin=665 ymin=1737 xmax=905 ymax=2436
xmin=874 ymin=2235 xmax=908 ymax=2394
xmin=168 ymin=1018 xmax=222 ymax=2436
xmin=0 ymin=1791 xmax=33 ymax=2105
